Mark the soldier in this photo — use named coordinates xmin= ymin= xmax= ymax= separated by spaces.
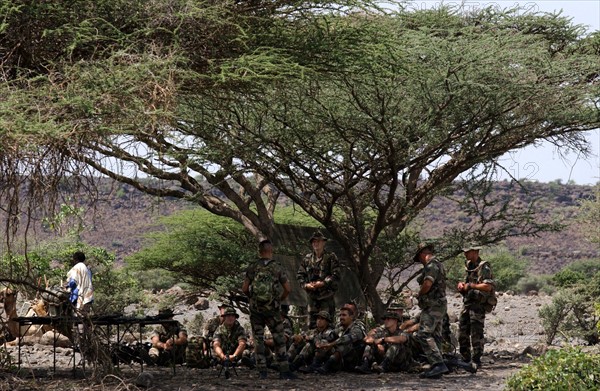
xmin=291 ymin=310 xmax=338 ymax=373
xmin=149 ymin=309 xmax=188 ymax=365
xmin=413 ymin=243 xmax=450 ymax=378
xmin=297 ymin=231 xmax=340 ymax=329
xmin=356 ymin=312 xmax=415 ymax=373
xmin=213 ymin=307 xmax=248 ymax=365
xmin=315 ymin=305 xmax=366 ymax=374
xmin=457 ymin=245 xmax=496 ymax=368
xmin=202 ymin=302 xmax=230 ymax=341
xmin=242 ymin=239 xmax=296 ymax=380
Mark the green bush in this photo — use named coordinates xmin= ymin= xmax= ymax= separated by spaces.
xmin=506 ymin=348 xmax=600 ymax=391
xmin=561 ymin=259 xmax=600 ymax=277
xmin=516 ymin=274 xmax=553 ymax=294
xmin=552 ymin=269 xmax=585 ymax=288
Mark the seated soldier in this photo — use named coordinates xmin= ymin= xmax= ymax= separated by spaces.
xmin=356 ymin=311 xmax=416 ymax=374
xmin=291 ymin=311 xmax=338 ymax=373
xmin=213 ymin=307 xmax=248 ymax=366
xmin=315 ymin=305 xmax=366 ymax=374
xmin=149 ymin=309 xmax=188 ymax=365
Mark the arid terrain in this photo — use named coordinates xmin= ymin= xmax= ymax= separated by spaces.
xmin=1 ymin=291 xmax=557 ymax=391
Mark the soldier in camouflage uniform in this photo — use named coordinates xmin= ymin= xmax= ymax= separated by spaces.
xmin=356 ymin=312 xmax=416 ymax=374
xmin=202 ymin=303 xmax=229 ymax=341
xmin=291 ymin=310 xmax=338 ymax=373
xmin=213 ymin=307 xmax=248 ymax=365
xmin=149 ymin=309 xmax=188 ymax=365
xmin=457 ymin=245 xmax=496 ymax=368
xmin=315 ymin=305 xmax=366 ymax=374
xmin=414 ymin=243 xmax=450 ymax=378
xmin=297 ymin=231 xmax=340 ymax=329
xmin=242 ymin=239 xmax=296 ymax=380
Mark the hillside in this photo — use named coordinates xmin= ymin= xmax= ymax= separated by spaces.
xmin=3 ymin=179 xmax=598 ymax=274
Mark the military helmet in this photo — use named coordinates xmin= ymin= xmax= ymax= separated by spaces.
xmin=413 ymin=242 xmax=435 ymax=262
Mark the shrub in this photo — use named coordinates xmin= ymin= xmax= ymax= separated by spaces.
xmin=552 ymin=269 xmax=585 ymax=288
xmin=516 ymin=274 xmax=552 ymax=294
xmin=506 ymin=348 xmax=600 ymax=391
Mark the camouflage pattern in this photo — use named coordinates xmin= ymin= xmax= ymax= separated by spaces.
xmin=185 ymin=336 xmax=211 ymax=368
xmin=415 ymin=257 xmax=447 ymax=366
xmin=213 ymin=321 xmax=247 ymax=356
xmin=363 ymin=326 xmax=414 ymax=371
xmin=297 ymin=250 xmax=340 ymax=328
xmin=296 ymin=325 xmax=338 ymax=363
xmin=152 ymin=323 xmax=188 ymax=365
xmin=202 ymin=315 xmax=222 ymax=340
xmin=459 ymin=257 xmax=495 ymax=363
xmin=330 ymin=320 xmax=367 ymax=369
xmin=245 ymin=258 xmax=290 ymax=372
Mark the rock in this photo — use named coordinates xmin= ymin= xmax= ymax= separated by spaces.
xmin=135 ymin=372 xmax=154 ymax=388
xmin=185 ymin=295 xmax=199 ymax=305
xmin=194 ymin=298 xmax=209 ymax=311
xmin=527 ymin=290 xmax=538 ymax=296
xmin=166 ymin=286 xmax=184 ymax=296
xmin=41 ymin=331 xmax=72 ymax=348
xmin=504 ymin=291 xmax=515 ymax=296
xmin=504 ymin=306 xmax=510 ymax=311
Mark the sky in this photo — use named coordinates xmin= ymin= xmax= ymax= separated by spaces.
xmin=412 ymin=1 xmax=600 ymax=185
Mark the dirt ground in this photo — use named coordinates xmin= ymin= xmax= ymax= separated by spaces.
xmin=1 ymin=292 xmax=552 ymax=391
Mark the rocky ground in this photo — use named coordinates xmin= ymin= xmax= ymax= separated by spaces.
xmin=0 ymin=291 xmax=556 ymax=391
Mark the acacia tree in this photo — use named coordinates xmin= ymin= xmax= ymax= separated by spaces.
xmin=1 ymin=2 xmax=599 ymax=317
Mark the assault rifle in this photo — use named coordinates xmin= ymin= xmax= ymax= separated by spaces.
xmin=218 ymin=357 xmax=238 ymax=379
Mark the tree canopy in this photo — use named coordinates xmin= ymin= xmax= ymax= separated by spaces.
xmin=1 ymin=1 xmax=599 ymax=317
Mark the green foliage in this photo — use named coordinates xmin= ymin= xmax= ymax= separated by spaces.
xmin=577 ymin=185 xmax=600 ymax=244
xmin=130 ymin=269 xmax=178 ymax=291
xmin=552 ymin=269 xmax=585 ymax=288
xmin=516 ymin=274 xmax=553 ymax=295
xmin=126 ymin=209 xmax=256 ymax=295
xmin=561 ymin=259 xmax=600 ymax=277
xmin=539 ymin=272 xmax=600 ymax=345
xmin=506 ymin=348 xmax=600 ymax=391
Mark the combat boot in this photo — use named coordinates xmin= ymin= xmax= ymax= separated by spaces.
xmin=420 ymin=362 xmax=450 ymax=379
xmin=354 ymin=358 xmax=372 ymax=374
xmin=372 ymin=358 xmax=391 ymax=374
xmin=298 ymin=357 xmax=322 ymax=374
xmin=473 ymin=356 xmax=482 ymax=368
xmin=315 ymin=357 xmax=337 ymax=375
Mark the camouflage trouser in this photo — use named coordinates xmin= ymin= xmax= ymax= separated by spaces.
xmin=330 ymin=342 xmax=365 ymax=370
xmin=416 ymin=301 xmax=447 ymax=366
xmin=296 ymin=341 xmax=331 ymax=365
xmin=458 ymin=305 xmax=486 ymax=362
xmin=363 ymin=342 xmax=414 ymax=371
xmin=250 ymin=309 xmax=289 ymax=372
xmin=307 ymin=295 xmax=336 ymax=329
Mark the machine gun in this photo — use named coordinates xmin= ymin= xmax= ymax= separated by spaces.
xmin=218 ymin=357 xmax=238 ymax=379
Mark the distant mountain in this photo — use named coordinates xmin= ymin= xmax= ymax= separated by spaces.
xmin=5 ymin=179 xmax=597 ymax=274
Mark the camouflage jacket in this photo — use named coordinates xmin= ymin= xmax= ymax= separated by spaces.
xmin=153 ymin=322 xmax=187 ymax=344
xmin=201 ymin=315 xmax=221 ymax=340
xmin=297 ymin=250 xmax=340 ymax=299
xmin=417 ymin=257 xmax=447 ymax=309
xmin=334 ymin=320 xmax=366 ymax=347
xmin=307 ymin=325 xmax=338 ymax=346
xmin=463 ymin=258 xmax=496 ymax=306
xmin=245 ymin=258 xmax=288 ymax=312
xmin=213 ymin=322 xmax=247 ymax=355
xmin=370 ymin=325 xmax=403 ymax=340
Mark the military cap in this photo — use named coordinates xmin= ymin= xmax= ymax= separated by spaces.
xmin=221 ymin=307 xmax=239 ymax=318
xmin=413 ymin=242 xmax=434 ymax=262
xmin=309 ymin=230 xmax=328 ymax=243
xmin=316 ymin=310 xmax=332 ymax=322
xmin=382 ymin=312 xmax=402 ymax=322
xmin=462 ymin=244 xmax=482 ymax=252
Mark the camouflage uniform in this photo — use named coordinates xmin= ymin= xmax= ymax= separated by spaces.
xmin=416 ymin=257 xmax=447 ymax=366
xmin=459 ymin=257 xmax=495 ymax=364
xmin=245 ymin=258 xmax=290 ymax=373
xmin=297 ymin=250 xmax=340 ymax=329
xmin=213 ymin=321 xmax=248 ymax=357
xmin=329 ymin=319 xmax=367 ymax=370
xmin=362 ymin=325 xmax=415 ymax=371
xmin=296 ymin=323 xmax=338 ymax=365
xmin=151 ymin=322 xmax=187 ymax=365
xmin=202 ymin=315 xmax=221 ymax=340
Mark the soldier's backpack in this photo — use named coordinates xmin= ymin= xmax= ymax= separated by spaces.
xmin=185 ymin=336 xmax=211 ymax=369
xmin=251 ymin=261 xmax=279 ymax=307
xmin=478 ymin=261 xmax=497 ymax=313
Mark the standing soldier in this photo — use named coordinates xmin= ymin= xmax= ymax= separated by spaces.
xmin=414 ymin=243 xmax=450 ymax=379
xmin=242 ymin=239 xmax=296 ymax=380
xmin=297 ymin=231 xmax=340 ymax=329
xmin=457 ymin=245 xmax=496 ymax=368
